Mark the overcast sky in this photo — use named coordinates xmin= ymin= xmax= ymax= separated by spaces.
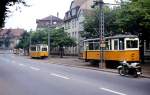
xmin=5 ymin=0 xmax=115 ymax=31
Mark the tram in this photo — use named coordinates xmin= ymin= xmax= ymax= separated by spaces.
xmin=30 ymin=44 xmax=48 ymax=58
xmin=82 ymin=35 xmax=140 ymax=64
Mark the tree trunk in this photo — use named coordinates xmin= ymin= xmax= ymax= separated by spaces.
xmin=59 ymin=47 xmax=63 ymax=58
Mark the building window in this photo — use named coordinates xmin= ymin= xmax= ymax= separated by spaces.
xmin=68 ymin=22 xmax=70 ymax=29
xmin=74 ymin=19 xmax=77 ymax=28
xmin=53 ymin=22 xmax=57 ymax=25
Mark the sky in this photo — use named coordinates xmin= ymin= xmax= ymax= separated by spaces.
xmin=5 ymin=0 xmax=115 ymax=31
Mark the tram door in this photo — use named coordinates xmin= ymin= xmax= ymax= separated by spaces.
xmin=111 ymin=38 xmax=125 ymax=51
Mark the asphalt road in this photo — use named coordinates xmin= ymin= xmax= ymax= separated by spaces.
xmin=0 ymin=51 xmax=150 ymax=95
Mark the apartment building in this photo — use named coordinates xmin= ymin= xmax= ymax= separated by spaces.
xmin=64 ymin=0 xmax=94 ymax=55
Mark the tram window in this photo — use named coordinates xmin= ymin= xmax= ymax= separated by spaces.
xmin=84 ymin=41 xmax=89 ymax=50
xmin=37 ymin=46 xmax=40 ymax=51
xmin=110 ymin=40 xmax=112 ymax=50
xmin=114 ymin=40 xmax=118 ymax=50
xmin=94 ymin=43 xmax=99 ymax=50
xmin=31 ymin=47 xmax=36 ymax=51
xmin=119 ymin=39 xmax=124 ymax=50
xmin=105 ymin=41 xmax=109 ymax=50
xmin=126 ymin=40 xmax=138 ymax=48
xmin=42 ymin=47 xmax=47 ymax=51
xmin=89 ymin=43 xmax=94 ymax=50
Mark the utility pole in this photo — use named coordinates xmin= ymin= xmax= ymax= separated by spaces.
xmin=48 ymin=15 xmax=53 ymax=57
xmin=92 ymin=0 xmax=105 ymax=68
xmin=29 ymin=31 xmax=32 ymax=55
xmin=48 ymin=29 xmax=50 ymax=57
xmin=99 ymin=0 xmax=105 ymax=68
xmin=91 ymin=0 xmax=119 ymax=68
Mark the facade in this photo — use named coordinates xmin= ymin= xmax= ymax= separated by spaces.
xmin=36 ymin=15 xmax=63 ymax=30
xmin=0 ymin=28 xmax=25 ymax=49
xmin=64 ymin=0 xmax=94 ymax=55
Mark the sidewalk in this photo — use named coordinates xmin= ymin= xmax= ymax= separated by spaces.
xmin=45 ymin=56 xmax=150 ymax=78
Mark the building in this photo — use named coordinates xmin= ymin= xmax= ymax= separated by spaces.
xmin=0 ymin=28 xmax=25 ymax=49
xmin=36 ymin=15 xmax=63 ymax=30
xmin=64 ymin=0 xmax=94 ymax=55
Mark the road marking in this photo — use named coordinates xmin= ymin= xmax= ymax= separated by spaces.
xmin=19 ymin=64 xmax=26 ymax=67
xmin=30 ymin=66 xmax=40 ymax=71
xmin=50 ymin=73 xmax=70 ymax=80
xmin=100 ymin=88 xmax=127 ymax=95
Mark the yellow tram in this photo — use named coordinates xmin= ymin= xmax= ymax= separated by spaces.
xmin=82 ymin=35 xmax=140 ymax=63
xmin=30 ymin=44 xmax=49 ymax=58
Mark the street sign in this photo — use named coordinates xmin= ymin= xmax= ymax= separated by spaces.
xmin=100 ymin=43 xmax=105 ymax=47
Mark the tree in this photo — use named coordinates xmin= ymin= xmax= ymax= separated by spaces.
xmin=16 ymin=31 xmax=30 ymax=55
xmin=31 ymin=29 xmax=48 ymax=45
xmin=50 ymin=28 xmax=76 ymax=58
xmin=82 ymin=6 xmax=122 ymax=39
xmin=0 ymin=0 xmax=26 ymax=28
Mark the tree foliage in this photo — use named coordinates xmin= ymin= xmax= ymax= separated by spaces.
xmin=31 ymin=29 xmax=48 ymax=45
xmin=82 ymin=6 xmax=121 ymax=39
xmin=50 ymin=28 xmax=76 ymax=48
xmin=29 ymin=28 xmax=76 ymax=48
xmin=82 ymin=0 xmax=150 ymax=40
xmin=16 ymin=31 xmax=30 ymax=49
xmin=0 ymin=0 xmax=26 ymax=28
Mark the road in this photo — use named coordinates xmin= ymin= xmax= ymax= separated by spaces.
xmin=0 ymin=51 xmax=150 ymax=95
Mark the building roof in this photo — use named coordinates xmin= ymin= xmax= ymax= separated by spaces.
xmin=36 ymin=15 xmax=63 ymax=29
xmin=0 ymin=28 xmax=25 ymax=38
xmin=36 ymin=15 xmax=63 ymax=22
xmin=64 ymin=0 xmax=93 ymax=21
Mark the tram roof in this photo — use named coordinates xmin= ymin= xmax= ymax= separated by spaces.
xmin=84 ymin=35 xmax=138 ymax=41
xmin=106 ymin=34 xmax=138 ymax=39
xmin=30 ymin=44 xmax=48 ymax=47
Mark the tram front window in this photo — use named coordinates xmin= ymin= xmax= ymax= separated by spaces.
xmin=126 ymin=40 xmax=138 ymax=48
xmin=31 ymin=47 xmax=36 ymax=51
xmin=42 ymin=47 xmax=47 ymax=51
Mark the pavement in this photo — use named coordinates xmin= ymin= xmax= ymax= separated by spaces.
xmin=35 ymin=55 xmax=150 ymax=78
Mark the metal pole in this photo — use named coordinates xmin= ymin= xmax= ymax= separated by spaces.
xmin=29 ymin=31 xmax=32 ymax=56
xmin=99 ymin=0 xmax=105 ymax=68
xmin=48 ymin=30 xmax=50 ymax=56
xmin=48 ymin=16 xmax=53 ymax=57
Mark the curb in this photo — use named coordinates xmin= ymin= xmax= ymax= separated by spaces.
xmin=50 ymin=62 xmax=150 ymax=79
xmin=50 ymin=62 xmax=118 ymax=73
